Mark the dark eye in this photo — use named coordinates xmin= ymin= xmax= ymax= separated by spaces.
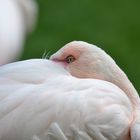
xmin=65 ymin=55 xmax=76 ymax=63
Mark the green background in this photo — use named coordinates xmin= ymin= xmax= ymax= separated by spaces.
xmin=22 ymin=0 xmax=140 ymax=93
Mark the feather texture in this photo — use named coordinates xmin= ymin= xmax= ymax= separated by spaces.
xmin=0 ymin=41 xmax=140 ymax=140
xmin=0 ymin=59 xmax=133 ymax=140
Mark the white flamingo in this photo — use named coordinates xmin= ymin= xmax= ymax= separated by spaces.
xmin=0 ymin=0 xmax=38 ymax=65
xmin=0 ymin=41 xmax=139 ymax=140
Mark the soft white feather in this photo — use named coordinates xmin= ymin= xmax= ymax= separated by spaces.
xmin=0 ymin=59 xmax=133 ymax=140
xmin=0 ymin=41 xmax=140 ymax=140
xmin=50 ymin=41 xmax=140 ymax=140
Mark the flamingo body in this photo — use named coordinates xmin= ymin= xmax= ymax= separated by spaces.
xmin=0 ymin=0 xmax=37 ymax=65
xmin=0 ymin=59 xmax=133 ymax=140
xmin=0 ymin=41 xmax=140 ymax=140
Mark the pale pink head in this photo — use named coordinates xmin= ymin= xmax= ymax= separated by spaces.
xmin=50 ymin=41 xmax=116 ymax=80
xmin=50 ymin=41 xmax=139 ymax=108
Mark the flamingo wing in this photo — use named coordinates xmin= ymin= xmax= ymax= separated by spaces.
xmin=0 ymin=59 xmax=133 ymax=140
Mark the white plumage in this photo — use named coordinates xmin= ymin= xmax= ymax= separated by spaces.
xmin=0 ymin=41 xmax=140 ymax=140
xmin=0 ymin=0 xmax=38 ymax=65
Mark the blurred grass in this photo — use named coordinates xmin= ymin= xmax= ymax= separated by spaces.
xmin=22 ymin=0 xmax=140 ymax=93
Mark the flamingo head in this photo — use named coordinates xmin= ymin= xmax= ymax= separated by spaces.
xmin=50 ymin=41 xmax=115 ymax=80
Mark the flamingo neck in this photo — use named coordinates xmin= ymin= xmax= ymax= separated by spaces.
xmin=106 ymin=64 xmax=140 ymax=109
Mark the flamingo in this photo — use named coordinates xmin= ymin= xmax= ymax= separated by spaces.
xmin=0 ymin=0 xmax=38 ymax=65
xmin=0 ymin=41 xmax=139 ymax=140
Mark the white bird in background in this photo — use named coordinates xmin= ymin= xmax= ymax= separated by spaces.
xmin=0 ymin=41 xmax=140 ymax=140
xmin=0 ymin=0 xmax=38 ymax=65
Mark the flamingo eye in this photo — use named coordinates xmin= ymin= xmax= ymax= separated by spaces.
xmin=65 ymin=55 xmax=76 ymax=63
